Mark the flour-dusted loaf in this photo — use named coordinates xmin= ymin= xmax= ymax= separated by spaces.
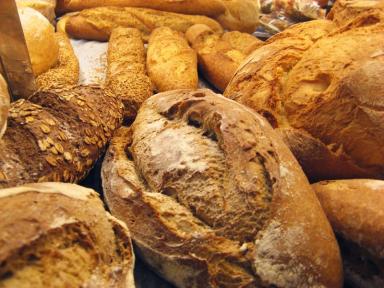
xmin=105 ymin=28 xmax=153 ymax=123
xmin=147 ymin=27 xmax=198 ymax=92
xmin=102 ymin=89 xmax=342 ymax=288
xmin=36 ymin=32 xmax=79 ymax=90
xmin=313 ymin=179 xmax=384 ymax=288
xmin=0 ymin=182 xmax=135 ymax=287
xmin=0 ymin=85 xmax=123 ymax=188
xmin=65 ymin=7 xmax=223 ymax=42
xmin=186 ymin=24 xmax=263 ymax=92
xmin=0 ymin=75 xmax=10 ymax=139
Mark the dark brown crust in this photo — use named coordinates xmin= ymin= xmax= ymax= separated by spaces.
xmin=102 ymin=89 xmax=342 ymax=288
xmin=0 ymin=85 xmax=123 ymax=188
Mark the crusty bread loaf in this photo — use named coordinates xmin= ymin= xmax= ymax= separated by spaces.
xmin=328 ymin=0 xmax=384 ymax=26
xmin=102 ymin=89 xmax=342 ymax=288
xmin=0 ymin=85 xmax=123 ymax=188
xmin=0 ymin=75 xmax=10 ymax=139
xmin=225 ymin=20 xmax=384 ymax=180
xmin=56 ymin=0 xmax=226 ymax=16
xmin=313 ymin=179 xmax=384 ymax=288
xmin=147 ymin=27 xmax=198 ymax=92
xmin=105 ymin=28 xmax=153 ymax=124
xmin=17 ymin=0 xmax=57 ymax=22
xmin=217 ymin=0 xmax=260 ymax=32
xmin=65 ymin=6 xmax=223 ymax=42
xmin=19 ymin=7 xmax=59 ymax=76
xmin=0 ymin=182 xmax=135 ymax=287
xmin=186 ymin=24 xmax=263 ymax=92
xmin=36 ymin=32 xmax=79 ymax=90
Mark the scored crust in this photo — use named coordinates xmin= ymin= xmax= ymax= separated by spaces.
xmin=102 ymin=89 xmax=342 ymax=287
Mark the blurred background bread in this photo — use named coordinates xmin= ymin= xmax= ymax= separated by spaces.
xmin=17 ymin=0 xmax=57 ymax=22
xmin=0 ymin=75 xmax=10 ymax=139
xmin=19 ymin=7 xmax=59 ymax=76
xmin=147 ymin=27 xmax=198 ymax=92
xmin=0 ymin=182 xmax=135 ymax=288
xmin=313 ymin=179 xmax=384 ymax=288
xmin=102 ymin=89 xmax=342 ymax=288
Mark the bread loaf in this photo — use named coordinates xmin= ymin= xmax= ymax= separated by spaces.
xmin=0 ymin=75 xmax=10 ymax=139
xmin=19 ymin=7 xmax=59 ymax=76
xmin=65 ymin=7 xmax=223 ymax=42
xmin=328 ymin=0 xmax=384 ymax=26
xmin=147 ymin=27 xmax=198 ymax=92
xmin=186 ymin=24 xmax=263 ymax=91
xmin=36 ymin=32 xmax=79 ymax=90
xmin=56 ymin=0 xmax=226 ymax=16
xmin=102 ymin=89 xmax=342 ymax=288
xmin=313 ymin=179 xmax=384 ymax=288
xmin=0 ymin=85 xmax=123 ymax=188
xmin=105 ymin=28 xmax=153 ymax=123
xmin=225 ymin=21 xmax=384 ymax=180
xmin=0 ymin=182 xmax=135 ymax=287
xmin=17 ymin=0 xmax=57 ymax=22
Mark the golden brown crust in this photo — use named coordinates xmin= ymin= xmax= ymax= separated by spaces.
xmin=65 ymin=6 xmax=223 ymax=42
xmin=0 ymin=85 xmax=123 ymax=188
xmin=105 ymin=27 xmax=153 ymax=123
xmin=56 ymin=0 xmax=226 ymax=16
xmin=313 ymin=179 xmax=384 ymax=287
xmin=102 ymin=89 xmax=342 ymax=288
xmin=147 ymin=27 xmax=198 ymax=92
xmin=0 ymin=75 xmax=10 ymax=139
xmin=186 ymin=24 xmax=263 ymax=92
xmin=0 ymin=182 xmax=135 ymax=287
xmin=36 ymin=32 xmax=80 ymax=90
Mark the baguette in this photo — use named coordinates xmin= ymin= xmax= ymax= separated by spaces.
xmin=56 ymin=0 xmax=226 ymax=17
xmin=0 ymin=182 xmax=135 ymax=287
xmin=65 ymin=6 xmax=223 ymax=42
xmin=186 ymin=24 xmax=263 ymax=92
xmin=147 ymin=27 xmax=198 ymax=92
xmin=102 ymin=89 xmax=342 ymax=288
xmin=105 ymin=28 xmax=153 ymax=123
xmin=0 ymin=75 xmax=10 ymax=139
xmin=313 ymin=179 xmax=384 ymax=288
xmin=36 ymin=32 xmax=80 ymax=90
xmin=0 ymin=85 xmax=123 ymax=188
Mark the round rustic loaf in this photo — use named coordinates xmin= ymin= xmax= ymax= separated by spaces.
xmin=102 ymin=89 xmax=342 ymax=288
xmin=0 ymin=182 xmax=135 ymax=287
xmin=19 ymin=7 xmax=59 ymax=75
xmin=0 ymin=75 xmax=10 ymax=139
xmin=17 ymin=0 xmax=56 ymax=22
xmin=313 ymin=179 xmax=384 ymax=288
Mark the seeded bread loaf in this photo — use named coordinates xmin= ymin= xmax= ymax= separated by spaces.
xmin=36 ymin=32 xmax=79 ymax=90
xmin=186 ymin=24 xmax=263 ymax=92
xmin=313 ymin=179 xmax=384 ymax=288
xmin=147 ymin=27 xmax=198 ymax=92
xmin=105 ymin=28 xmax=153 ymax=124
xmin=0 ymin=182 xmax=135 ymax=287
xmin=0 ymin=85 xmax=123 ymax=188
xmin=102 ymin=89 xmax=342 ymax=288
xmin=0 ymin=75 xmax=10 ymax=139
xmin=65 ymin=7 xmax=223 ymax=42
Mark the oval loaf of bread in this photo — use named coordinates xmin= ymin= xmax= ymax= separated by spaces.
xmin=102 ymin=89 xmax=342 ymax=288
xmin=0 ymin=182 xmax=135 ymax=287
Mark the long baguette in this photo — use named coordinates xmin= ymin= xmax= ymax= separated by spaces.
xmin=147 ymin=27 xmax=198 ymax=92
xmin=105 ymin=28 xmax=153 ymax=123
xmin=65 ymin=6 xmax=223 ymax=42
xmin=56 ymin=0 xmax=226 ymax=16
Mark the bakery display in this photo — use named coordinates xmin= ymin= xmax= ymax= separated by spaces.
xmin=0 ymin=75 xmax=10 ymax=139
xmin=102 ymin=89 xmax=342 ymax=288
xmin=313 ymin=179 xmax=384 ymax=288
xmin=64 ymin=7 xmax=223 ymax=42
xmin=0 ymin=182 xmax=135 ymax=287
xmin=186 ymin=24 xmax=263 ymax=91
xmin=19 ymin=7 xmax=59 ymax=76
xmin=0 ymin=86 xmax=123 ymax=188
xmin=105 ymin=27 xmax=153 ymax=123
xmin=147 ymin=27 xmax=198 ymax=92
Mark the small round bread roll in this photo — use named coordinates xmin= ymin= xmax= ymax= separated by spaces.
xmin=0 ymin=74 xmax=10 ymax=139
xmin=19 ymin=7 xmax=59 ymax=76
